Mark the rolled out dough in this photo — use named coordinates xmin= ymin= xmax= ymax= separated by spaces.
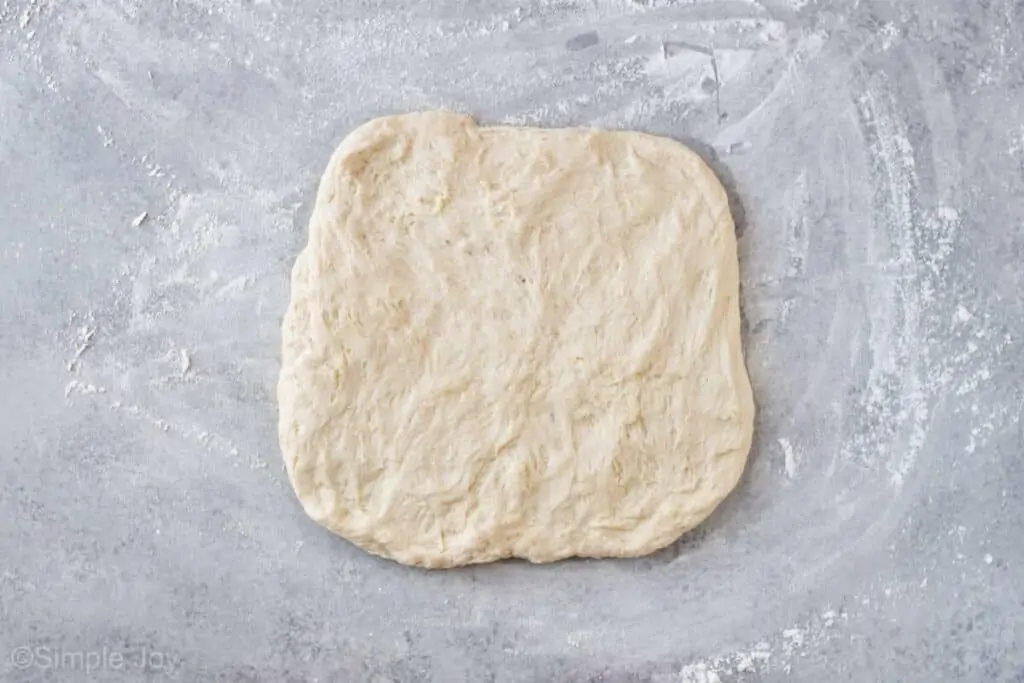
xmin=278 ymin=110 xmax=754 ymax=568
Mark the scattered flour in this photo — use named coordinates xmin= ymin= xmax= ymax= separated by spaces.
xmin=64 ymin=380 xmax=105 ymax=398
xmin=779 ymin=437 xmax=799 ymax=479
xmin=667 ymin=610 xmax=844 ymax=681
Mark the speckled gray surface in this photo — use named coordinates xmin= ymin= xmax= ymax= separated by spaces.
xmin=2 ymin=0 xmax=1023 ymax=681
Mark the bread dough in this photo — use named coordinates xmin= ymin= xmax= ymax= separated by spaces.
xmin=278 ymin=110 xmax=754 ymax=568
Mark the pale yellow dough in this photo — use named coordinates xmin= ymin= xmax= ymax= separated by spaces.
xmin=278 ymin=110 xmax=754 ymax=568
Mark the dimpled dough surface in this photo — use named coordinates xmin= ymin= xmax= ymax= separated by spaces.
xmin=278 ymin=110 xmax=754 ymax=568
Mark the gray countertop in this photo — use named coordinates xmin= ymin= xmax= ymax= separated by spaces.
xmin=2 ymin=0 xmax=1023 ymax=680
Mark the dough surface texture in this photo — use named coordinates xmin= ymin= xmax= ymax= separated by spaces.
xmin=278 ymin=110 xmax=754 ymax=568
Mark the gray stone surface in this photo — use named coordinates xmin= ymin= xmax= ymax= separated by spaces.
xmin=1 ymin=0 xmax=1022 ymax=680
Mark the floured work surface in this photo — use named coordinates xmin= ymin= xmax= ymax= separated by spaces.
xmin=278 ymin=110 xmax=753 ymax=568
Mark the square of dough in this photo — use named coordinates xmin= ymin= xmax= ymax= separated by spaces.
xmin=278 ymin=110 xmax=754 ymax=568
